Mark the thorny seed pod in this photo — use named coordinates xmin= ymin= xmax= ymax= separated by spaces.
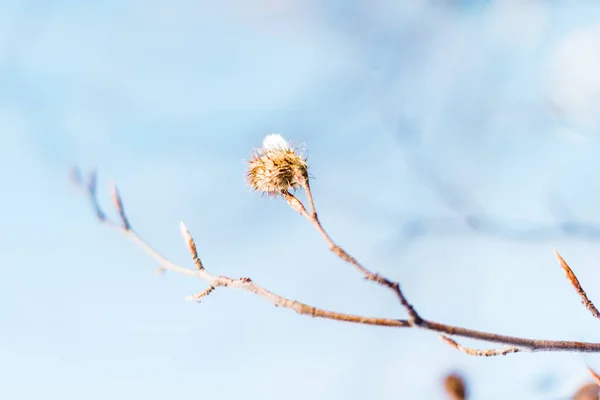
xmin=246 ymin=134 xmax=308 ymax=196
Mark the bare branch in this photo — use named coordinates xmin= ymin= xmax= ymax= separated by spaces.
xmin=554 ymin=250 xmax=600 ymax=319
xmin=74 ymin=168 xmax=600 ymax=356
xmin=74 ymin=171 xmax=410 ymax=329
xmin=440 ymin=336 xmax=521 ymax=357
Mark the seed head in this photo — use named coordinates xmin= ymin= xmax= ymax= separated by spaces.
xmin=246 ymin=134 xmax=308 ymax=196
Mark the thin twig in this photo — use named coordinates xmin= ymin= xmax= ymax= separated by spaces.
xmin=440 ymin=335 xmax=521 ymax=357
xmin=112 ymin=183 xmax=131 ymax=231
xmin=297 ymin=184 xmax=422 ymax=324
xmin=554 ymin=250 xmax=600 ymax=319
xmin=84 ymin=169 xmax=108 ymax=223
xmin=302 ymin=179 xmax=318 ymax=219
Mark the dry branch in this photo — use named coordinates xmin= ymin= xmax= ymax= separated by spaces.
xmin=74 ymin=134 xmax=600 ymax=356
xmin=554 ymin=250 xmax=600 ymax=319
xmin=440 ymin=336 xmax=520 ymax=357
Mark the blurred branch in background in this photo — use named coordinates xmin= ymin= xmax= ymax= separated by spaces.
xmin=393 ymin=120 xmax=600 ymax=248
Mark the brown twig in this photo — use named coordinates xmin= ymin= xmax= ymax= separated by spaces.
xmin=180 ymin=222 xmax=204 ymax=270
xmin=440 ymin=335 xmax=521 ymax=357
xmin=554 ymin=250 xmax=600 ymax=319
xmin=74 ymin=168 xmax=600 ymax=355
xmin=298 ymin=184 xmax=422 ymax=324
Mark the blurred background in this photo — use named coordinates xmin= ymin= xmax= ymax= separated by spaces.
xmin=2 ymin=0 xmax=600 ymax=398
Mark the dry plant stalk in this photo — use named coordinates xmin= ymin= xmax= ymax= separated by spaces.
xmin=74 ymin=134 xmax=600 ymax=357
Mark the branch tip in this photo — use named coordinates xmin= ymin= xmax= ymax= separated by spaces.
xmin=554 ymin=250 xmax=600 ymax=319
xmin=179 ymin=221 xmax=191 ymax=241
xmin=555 ymin=250 xmax=578 ymax=285
xmin=589 ymin=366 xmax=600 ymax=386
xmin=179 ymin=221 xmax=203 ymax=270
xmin=111 ymin=183 xmax=130 ymax=230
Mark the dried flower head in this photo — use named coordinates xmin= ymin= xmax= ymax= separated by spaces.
xmin=246 ymin=134 xmax=308 ymax=196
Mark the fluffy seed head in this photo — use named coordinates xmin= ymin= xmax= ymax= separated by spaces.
xmin=262 ymin=134 xmax=291 ymax=151
xmin=247 ymin=134 xmax=308 ymax=196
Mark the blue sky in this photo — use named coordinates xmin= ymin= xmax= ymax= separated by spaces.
xmin=3 ymin=1 xmax=600 ymax=399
